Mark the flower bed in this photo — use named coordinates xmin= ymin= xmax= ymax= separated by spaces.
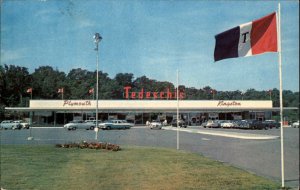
xmin=55 ymin=141 xmax=121 ymax=151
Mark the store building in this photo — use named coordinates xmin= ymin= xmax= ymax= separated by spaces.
xmin=5 ymin=99 xmax=294 ymax=126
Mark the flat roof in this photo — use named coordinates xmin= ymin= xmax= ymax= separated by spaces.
xmin=4 ymin=99 xmax=298 ymax=113
xmin=4 ymin=107 xmax=298 ymax=113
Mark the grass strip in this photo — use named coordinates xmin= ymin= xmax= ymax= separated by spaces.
xmin=0 ymin=145 xmax=280 ymax=190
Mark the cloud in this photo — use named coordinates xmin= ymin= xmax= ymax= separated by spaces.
xmin=0 ymin=48 xmax=27 ymax=63
xmin=77 ymin=18 xmax=95 ymax=28
xmin=35 ymin=9 xmax=54 ymax=17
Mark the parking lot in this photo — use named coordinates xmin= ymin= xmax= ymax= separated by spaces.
xmin=0 ymin=126 xmax=299 ymax=188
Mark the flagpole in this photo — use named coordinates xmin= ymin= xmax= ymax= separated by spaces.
xmin=177 ymin=69 xmax=179 ymax=150
xmin=27 ymin=88 xmax=33 ymax=141
xmin=277 ymin=3 xmax=285 ymax=188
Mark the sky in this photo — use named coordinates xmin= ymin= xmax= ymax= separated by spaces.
xmin=1 ymin=0 xmax=299 ymax=92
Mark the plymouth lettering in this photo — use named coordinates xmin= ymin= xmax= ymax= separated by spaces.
xmin=63 ymin=100 xmax=92 ymax=107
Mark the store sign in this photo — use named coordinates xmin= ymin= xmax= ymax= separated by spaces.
xmin=63 ymin=100 xmax=92 ymax=107
xmin=217 ymin=100 xmax=241 ymax=107
xmin=124 ymin=86 xmax=185 ymax=100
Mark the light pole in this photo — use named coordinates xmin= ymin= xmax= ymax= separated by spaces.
xmin=176 ymin=69 xmax=179 ymax=150
xmin=241 ymin=90 xmax=244 ymax=100
xmin=94 ymin=33 xmax=102 ymax=140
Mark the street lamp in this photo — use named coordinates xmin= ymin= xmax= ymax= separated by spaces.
xmin=94 ymin=33 xmax=102 ymax=140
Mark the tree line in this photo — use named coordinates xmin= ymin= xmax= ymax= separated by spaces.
xmin=0 ymin=64 xmax=299 ymax=121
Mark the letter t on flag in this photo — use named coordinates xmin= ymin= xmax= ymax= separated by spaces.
xmin=214 ymin=12 xmax=278 ymax=62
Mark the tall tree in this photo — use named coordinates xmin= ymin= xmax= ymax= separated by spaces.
xmin=66 ymin=68 xmax=95 ymax=99
xmin=115 ymin=73 xmax=134 ymax=87
xmin=0 ymin=65 xmax=6 ymax=118
xmin=0 ymin=65 xmax=5 ymax=103
xmin=32 ymin=66 xmax=66 ymax=99
xmin=3 ymin=65 xmax=31 ymax=106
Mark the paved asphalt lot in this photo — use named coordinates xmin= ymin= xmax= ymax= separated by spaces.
xmin=1 ymin=126 xmax=299 ymax=188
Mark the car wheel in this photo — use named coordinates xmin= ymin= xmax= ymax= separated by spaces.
xmin=90 ymin=126 xmax=94 ymax=130
xmin=72 ymin=127 xmax=76 ymax=130
xmin=107 ymin=126 xmax=111 ymax=130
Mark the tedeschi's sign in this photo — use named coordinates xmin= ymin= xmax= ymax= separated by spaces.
xmin=124 ymin=86 xmax=185 ymax=100
xmin=217 ymin=100 xmax=241 ymax=107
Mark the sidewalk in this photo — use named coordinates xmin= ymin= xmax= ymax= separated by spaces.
xmin=163 ymin=126 xmax=280 ymax=140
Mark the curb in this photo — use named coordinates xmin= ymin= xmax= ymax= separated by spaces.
xmin=163 ymin=127 xmax=280 ymax=140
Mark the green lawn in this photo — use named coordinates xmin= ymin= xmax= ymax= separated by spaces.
xmin=0 ymin=145 xmax=280 ymax=190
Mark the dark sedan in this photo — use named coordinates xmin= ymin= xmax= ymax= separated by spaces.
xmin=239 ymin=120 xmax=268 ymax=130
xmin=171 ymin=119 xmax=187 ymax=128
xmin=263 ymin=120 xmax=280 ymax=129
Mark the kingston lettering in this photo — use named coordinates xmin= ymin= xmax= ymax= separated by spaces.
xmin=217 ymin=100 xmax=241 ymax=107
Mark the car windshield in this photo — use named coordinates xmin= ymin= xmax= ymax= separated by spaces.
xmin=3 ymin=120 xmax=13 ymax=123
xmin=70 ymin=121 xmax=82 ymax=123
xmin=265 ymin=120 xmax=276 ymax=123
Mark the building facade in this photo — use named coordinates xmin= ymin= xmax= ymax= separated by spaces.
xmin=5 ymin=99 xmax=282 ymax=126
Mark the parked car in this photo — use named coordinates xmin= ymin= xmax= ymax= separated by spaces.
xmin=239 ymin=120 xmax=268 ymax=130
xmin=0 ymin=120 xmax=22 ymax=130
xmin=234 ymin=120 xmax=245 ymax=129
xmin=220 ymin=120 xmax=237 ymax=128
xmin=292 ymin=121 xmax=299 ymax=128
xmin=64 ymin=120 xmax=96 ymax=130
xmin=150 ymin=120 xmax=162 ymax=130
xmin=13 ymin=120 xmax=30 ymax=129
xmin=201 ymin=121 xmax=207 ymax=127
xmin=98 ymin=120 xmax=133 ymax=130
xmin=84 ymin=120 xmax=102 ymax=125
xmin=0 ymin=120 xmax=12 ymax=129
xmin=171 ymin=119 xmax=187 ymax=128
xmin=263 ymin=120 xmax=280 ymax=129
xmin=203 ymin=120 xmax=220 ymax=128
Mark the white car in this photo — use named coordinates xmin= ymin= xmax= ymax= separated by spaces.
xmin=98 ymin=120 xmax=134 ymax=130
xmin=203 ymin=120 xmax=220 ymax=128
xmin=150 ymin=120 xmax=162 ymax=130
xmin=0 ymin=120 xmax=23 ymax=130
xmin=64 ymin=120 xmax=96 ymax=130
xmin=13 ymin=120 xmax=30 ymax=129
xmin=1 ymin=120 xmax=16 ymax=129
xmin=220 ymin=120 xmax=237 ymax=128
xmin=292 ymin=121 xmax=299 ymax=128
